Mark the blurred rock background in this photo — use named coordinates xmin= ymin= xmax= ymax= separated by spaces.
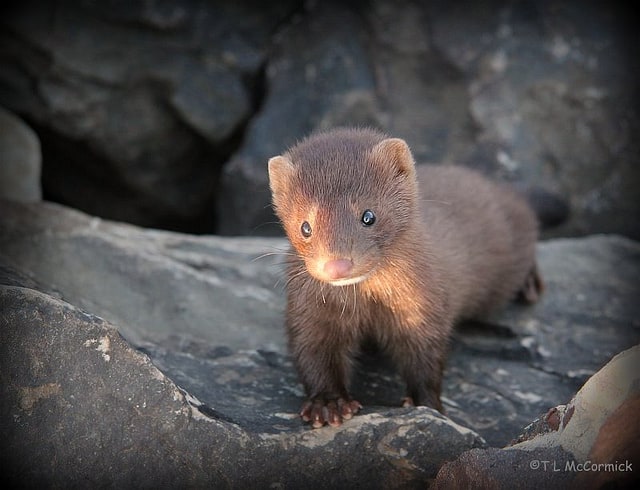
xmin=1 ymin=0 xmax=638 ymax=237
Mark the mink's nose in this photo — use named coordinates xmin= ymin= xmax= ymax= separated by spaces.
xmin=323 ymin=259 xmax=353 ymax=280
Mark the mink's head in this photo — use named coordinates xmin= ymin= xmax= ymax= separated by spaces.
xmin=268 ymin=127 xmax=419 ymax=286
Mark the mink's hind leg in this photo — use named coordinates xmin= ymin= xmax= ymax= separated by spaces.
xmin=388 ymin=331 xmax=446 ymax=414
xmin=517 ymin=263 xmax=544 ymax=304
xmin=402 ymin=374 xmax=444 ymax=413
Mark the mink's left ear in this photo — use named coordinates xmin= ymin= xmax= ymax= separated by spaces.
xmin=371 ymin=138 xmax=416 ymax=179
xmin=267 ymin=155 xmax=295 ymax=197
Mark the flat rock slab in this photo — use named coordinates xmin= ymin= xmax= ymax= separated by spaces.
xmin=0 ymin=200 xmax=287 ymax=352
xmin=1 ymin=200 xmax=639 ymax=486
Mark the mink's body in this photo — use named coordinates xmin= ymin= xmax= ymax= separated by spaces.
xmin=268 ymin=128 xmax=542 ymax=428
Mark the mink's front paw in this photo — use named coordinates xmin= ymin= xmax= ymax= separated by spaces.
xmin=300 ymin=396 xmax=362 ymax=428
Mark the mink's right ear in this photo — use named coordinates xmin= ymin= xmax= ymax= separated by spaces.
xmin=267 ymin=155 xmax=295 ymax=196
xmin=371 ymin=138 xmax=416 ymax=180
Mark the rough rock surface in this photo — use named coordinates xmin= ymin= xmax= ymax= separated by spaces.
xmin=433 ymin=346 xmax=640 ymax=490
xmin=1 ymin=200 xmax=639 ymax=486
xmin=2 ymin=285 xmax=489 ymax=488
xmin=1 ymin=1 xmax=638 ymax=237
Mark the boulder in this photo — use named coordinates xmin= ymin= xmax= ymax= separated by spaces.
xmin=1 ymin=199 xmax=639 ymax=486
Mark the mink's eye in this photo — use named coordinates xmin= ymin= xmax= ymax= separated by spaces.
xmin=361 ymin=209 xmax=376 ymax=226
xmin=300 ymin=221 xmax=312 ymax=238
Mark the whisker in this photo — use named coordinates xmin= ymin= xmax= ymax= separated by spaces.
xmin=251 ymin=250 xmax=296 ymax=262
xmin=283 ymin=269 xmax=304 ymax=286
xmin=283 ymin=267 xmax=307 ymax=290
xmin=351 ymin=283 xmax=358 ymax=320
xmin=273 ymin=267 xmax=297 ymax=289
xmin=250 ymin=220 xmax=283 ymax=233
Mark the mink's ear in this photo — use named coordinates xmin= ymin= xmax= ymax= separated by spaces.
xmin=371 ymin=138 xmax=416 ymax=179
xmin=267 ymin=155 xmax=295 ymax=196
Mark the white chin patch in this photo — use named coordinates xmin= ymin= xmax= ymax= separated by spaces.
xmin=328 ymin=275 xmax=369 ymax=287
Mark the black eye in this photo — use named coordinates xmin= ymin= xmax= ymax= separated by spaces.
xmin=301 ymin=221 xmax=312 ymax=238
xmin=361 ymin=209 xmax=376 ymax=226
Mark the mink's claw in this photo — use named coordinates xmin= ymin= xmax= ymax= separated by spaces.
xmin=300 ymin=396 xmax=362 ymax=428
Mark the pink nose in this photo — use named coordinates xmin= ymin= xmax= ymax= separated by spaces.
xmin=323 ymin=259 xmax=353 ymax=280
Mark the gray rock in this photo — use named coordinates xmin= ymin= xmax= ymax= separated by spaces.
xmin=1 ymin=199 xmax=639 ymax=487
xmin=430 ymin=0 xmax=640 ymax=239
xmin=0 ymin=106 xmax=42 ymax=202
xmin=0 ymin=199 xmax=287 ymax=352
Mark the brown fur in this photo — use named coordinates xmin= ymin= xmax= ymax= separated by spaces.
xmin=268 ymin=127 xmax=542 ymax=428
